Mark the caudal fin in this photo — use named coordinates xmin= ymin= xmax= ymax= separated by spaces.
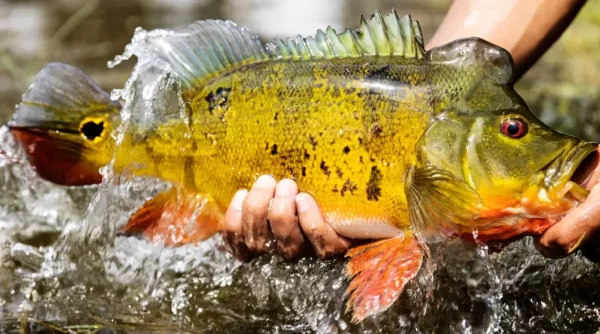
xmin=120 ymin=187 xmax=223 ymax=247
xmin=8 ymin=62 xmax=120 ymax=185
xmin=345 ymin=234 xmax=423 ymax=323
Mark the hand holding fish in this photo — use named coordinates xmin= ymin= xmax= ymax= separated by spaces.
xmin=221 ymin=175 xmax=353 ymax=261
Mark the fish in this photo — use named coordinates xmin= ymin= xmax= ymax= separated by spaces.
xmin=7 ymin=9 xmax=599 ymax=323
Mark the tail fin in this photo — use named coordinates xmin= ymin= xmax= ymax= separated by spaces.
xmin=8 ymin=63 xmax=120 ymax=185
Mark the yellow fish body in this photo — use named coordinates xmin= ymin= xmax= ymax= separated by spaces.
xmin=9 ymin=9 xmax=598 ymax=322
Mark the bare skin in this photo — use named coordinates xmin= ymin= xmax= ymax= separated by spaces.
xmin=222 ymin=0 xmax=599 ymax=262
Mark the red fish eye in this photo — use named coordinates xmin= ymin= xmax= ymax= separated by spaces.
xmin=500 ymin=118 xmax=527 ymax=138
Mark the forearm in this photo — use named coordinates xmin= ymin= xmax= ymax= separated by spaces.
xmin=427 ymin=0 xmax=587 ymax=80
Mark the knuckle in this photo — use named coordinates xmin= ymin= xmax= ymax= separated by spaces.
xmin=244 ymin=199 xmax=267 ymax=218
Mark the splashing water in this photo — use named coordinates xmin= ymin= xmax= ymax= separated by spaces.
xmin=1 ymin=25 xmax=600 ymax=334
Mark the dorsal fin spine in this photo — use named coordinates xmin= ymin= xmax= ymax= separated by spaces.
xmin=135 ymin=9 xmax=426 ymax=92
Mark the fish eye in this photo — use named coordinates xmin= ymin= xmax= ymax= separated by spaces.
xmin=79 ymin=117 xmax=106 ymax=142
xmin=500 ymin=117 xmax=528 ymax=139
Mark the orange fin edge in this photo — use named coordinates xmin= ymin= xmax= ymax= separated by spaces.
xmin=120 ymin=188 xmax=223 ymax=247
xmin=344 ymin=234 xmax=423 ymax=323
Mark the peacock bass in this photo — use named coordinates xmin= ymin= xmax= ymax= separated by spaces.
xmin=8 ymin=9 xmax=599 ymax=323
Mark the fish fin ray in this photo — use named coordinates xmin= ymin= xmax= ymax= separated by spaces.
xmin=129 ymin=20 xmax=268 ymax=91
xmin=10 ymin=62 xmax=120 ymax=128
xmin=406 ymin=165 xmax=481 ymax=242
xmin=126 ymin=9 xmax=425 ymax=92
xmin=345 ymin=234 xmax=423 ymax=323
xmin=120 ymin=188 xmax=223 ymax=247
xmin=268 ymin=8 xmax=426 ymax=60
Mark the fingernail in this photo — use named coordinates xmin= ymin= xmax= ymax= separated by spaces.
xmin=254 ymin=175 xmax=276 ymax=189
xmin=296 ymin=193 xmax=311 ymax=213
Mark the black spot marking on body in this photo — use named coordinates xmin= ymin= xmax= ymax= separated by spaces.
xmin=332 ymin=185 xmax=339 ymax=193
xmin=302 ymin=167 xmax=306 ymax=177
xmin=304 ymin=150 xmax=311 ymax=160
xmin=274 ymin=112 xmax=279 ymax=121
xmin=336 ymin=168 xmax=343 ymax=178
xmin=205 ymin=87 xmax=231 ymax=117
xmin=343 ymin=146 xmax=350 ymax=154
xmin=366 ymin=166 xmax=382 ymax=201
xmin=365 ymin=65 xmax=391 ymax=81
xmin=370 ymin=123 xmax=384 ymax=138
xmin=309 ymin=135 xmax=318 ymax=150
xmin=265 ymin=142 xmax=269 ymax=150
xmin=271 ymin=144 xmax=278 ymax=155
xmin=320 ymin=160 xmax=330 ymax=176
xmin=340 ymin=180 xmax=358 ymax=197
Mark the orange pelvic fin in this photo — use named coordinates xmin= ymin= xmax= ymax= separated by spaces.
xmin=120 ymin=188 xmax=223 ymax=247
xmin=344 ymin=234 xmax=423 ymax=323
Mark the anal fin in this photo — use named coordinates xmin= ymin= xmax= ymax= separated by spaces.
xmin=344 ymin=234 xmax=423 ymax=323
xmin=120 ymin=188 xmax=223 ymax=247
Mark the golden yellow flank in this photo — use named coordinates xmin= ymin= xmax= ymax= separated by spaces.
xmin=114 ymin=57 xmax=432 ymax=231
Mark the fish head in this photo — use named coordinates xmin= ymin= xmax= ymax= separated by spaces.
xmin=417 ymin=38 xmax=598 ymax=241
xmin=8 ymin=63 xmax=120 ymax=186
xmin=419 ymin=105 xmax=598 ymax=240
xmin=461 ymin=106 xmax=597 ymax=215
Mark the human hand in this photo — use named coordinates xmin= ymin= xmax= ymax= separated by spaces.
xmin=221 ymin=175 xmax=353 ymax=262
xmin=534 ymin=148 xmax=600 ymax=261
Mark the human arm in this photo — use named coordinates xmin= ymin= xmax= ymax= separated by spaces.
xmin=427 ymin=0 xmax=587 ymax=80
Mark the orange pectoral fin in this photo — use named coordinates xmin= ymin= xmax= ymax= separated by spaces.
xmin=120 ymin=188 xmax=223 ymax=247
xmin=345 ymin=234 xmax=423 ymax=323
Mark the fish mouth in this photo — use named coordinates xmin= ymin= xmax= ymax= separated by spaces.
xmin=545 ymin=141 xmax=599 ymax=200
xmin=570 ymin=146 xmax=599 ymax=188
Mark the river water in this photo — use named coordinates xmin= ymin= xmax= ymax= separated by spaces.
xmin=1 ymin=1 xmax=600 ymax=333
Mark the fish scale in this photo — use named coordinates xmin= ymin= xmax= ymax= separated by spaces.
xmin=111 ymin=57 xmax=434 ymax=237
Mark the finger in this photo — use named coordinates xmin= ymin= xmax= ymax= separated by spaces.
xmin=269 ymin=178 xmax=307 ymax=259
xmin=222 ymin=189 xmax=254 ymax=262
xmin=296 ymin=192 xmax=352 ymax=259
xmin=535 ymin=184 xmax=600 ymax=258
xmin=241 ymin=175 xmax=277 ymax=254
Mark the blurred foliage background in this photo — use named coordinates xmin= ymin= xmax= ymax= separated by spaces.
xmin=0 ymin=0 xmax=598 ymax=141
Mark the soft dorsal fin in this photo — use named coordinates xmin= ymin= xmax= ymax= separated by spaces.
xmin=266 ymin=9 xmax=425 ymax=60
xmin=124 ymin=8 xmax=425 ymax=92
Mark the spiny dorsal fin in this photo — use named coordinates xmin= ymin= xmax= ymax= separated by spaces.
xmin=124 ymin=8 xmax=425 ymax=92
xmin=266 ymin=8 xmax=425 ymax=60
